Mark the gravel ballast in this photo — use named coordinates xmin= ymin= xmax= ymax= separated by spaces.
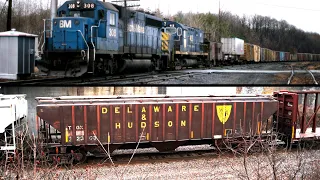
xmin=11 ymin=147 xmax=320 ymax=180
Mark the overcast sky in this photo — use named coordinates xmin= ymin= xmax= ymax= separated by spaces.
xmin=3 ymin=0 xmax=319 ymax=33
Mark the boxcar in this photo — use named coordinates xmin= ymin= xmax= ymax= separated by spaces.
xmin=284 ymin=52 xmax=290 ymax=61
xmin=36 ymin=95 xmax=278 ymax=158
xmin=253 ymin=45 xmax=261 ymax=62
xmin=260 ymin=48 xmax=266 ymax=62
xmin=290 ymin=54 xmax=298 ymax=61
xmin=279 ymin=52 xmax=285 ymax=61
xmin=272 ymin=50 xmax=276 ymax=61
xmin=276 ymin=51 xmax=280 ymax=61
xmin=266 ymin=49 xmax=272 ymax=62
xmin=241 ymin=43 xmax=253 ymax=62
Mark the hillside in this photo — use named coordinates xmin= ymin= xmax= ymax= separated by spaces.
xmin=0 ymin=1 xmax=319 ymax=53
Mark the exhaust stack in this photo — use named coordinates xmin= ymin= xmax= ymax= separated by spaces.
xmin=51 ymin=0 xmax=57 ymax=20
xmin=50 ymin=0 xmax=57 ymax=37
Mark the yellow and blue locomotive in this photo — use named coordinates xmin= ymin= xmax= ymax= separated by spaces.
xmin=161 ymin=20 xmax=210 ymax=69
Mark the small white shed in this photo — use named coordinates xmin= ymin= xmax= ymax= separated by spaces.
xmin=0 ymin=29 xmax=38 ymax=80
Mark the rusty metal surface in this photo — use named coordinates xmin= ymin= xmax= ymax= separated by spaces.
xmin=37 ymin=95 xmax=278 ymax=146
xmin=274 ymin=91 xmax=320 ymax=142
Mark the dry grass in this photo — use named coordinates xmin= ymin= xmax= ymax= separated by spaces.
xmin=1 ymin=144 xmax=320 ymax=180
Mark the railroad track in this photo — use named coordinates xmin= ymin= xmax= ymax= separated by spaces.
xmin=50 ymin=142 xmax=315 ymax=169
xmin=122 ymin=71 xmax=212 ymax=85
xmin=0 ymin=62 xmax=319 ymax=85
xmin=85 ymin=146 xmax=217 ymax=166
xmin=0 ymin=67 xmax=211 ymax=86
xmin=287 ymin=66 xmax=319 ymax=85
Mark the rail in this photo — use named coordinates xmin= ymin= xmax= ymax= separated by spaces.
xmin=307 ymin=70 xmax=318 ymax=85
xmin=287 ymin=66 xmax=318 ymax=85
xmin=287 ymin=66 xmax=294 ymax=85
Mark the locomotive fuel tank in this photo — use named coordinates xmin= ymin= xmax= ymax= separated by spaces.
xmin=118 ymin=59 xmax=153 ymax=73
xmin=181 ymin=59 xmax=198 ymax=67
xmin=36 ymin=95 xmax=278 ymax=153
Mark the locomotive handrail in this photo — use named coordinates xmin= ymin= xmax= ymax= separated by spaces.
xmin=40 ymin=30 xmax=52 ymax=54
xmin=38 ymin=33 xmax=43 ymax=54
xmin=41 ymin=19 xmax=52 ymax=54
xmin=90 ymin=19 xmax=107 ymax=63
xmin=76 ymin=30 xmax=90 ymax=63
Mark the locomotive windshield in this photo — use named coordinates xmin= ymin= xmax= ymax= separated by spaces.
xmin=66 ymin=10 xmax=95 ymax=18
xmin=165 ymin=27 xmax=177 ymax=35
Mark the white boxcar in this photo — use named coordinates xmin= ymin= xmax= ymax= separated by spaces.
xmin=221 ymin=38 xmax=244 ymax=56
xmin=0 ymin=94 xmax=28 ymax=151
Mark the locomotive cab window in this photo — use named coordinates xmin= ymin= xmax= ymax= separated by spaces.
xmin=165 ymin=27 xmax=176 ymax=35
xmin=177 ymin=27 xmax=183 ymax=36
xmin=68 ymin=10 xmax=95 ymax=18
xmin=98 ymin=10 xmax=105 ymax=19
xmin=110 ymin=12 xmax=116 ymax=26
xmin=59 ymin=10 xmax=66 ymax=17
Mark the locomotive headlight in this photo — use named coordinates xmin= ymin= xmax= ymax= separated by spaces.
xmin=54 ymin=21 xmax=57 ymax=26
xmin=76 ymin=0 xmax=80 ymax=7
xmin=74 ymin=20 xmax=80 ymax=25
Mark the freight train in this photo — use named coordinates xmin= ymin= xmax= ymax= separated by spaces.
xmin=36 ymin=0 xmax=320 ymax=77
xmin=1 ymin=91 xmax=320 ymax=164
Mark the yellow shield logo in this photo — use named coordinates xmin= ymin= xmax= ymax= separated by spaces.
xmin=216 ymin=105 xmax=232 ymax=124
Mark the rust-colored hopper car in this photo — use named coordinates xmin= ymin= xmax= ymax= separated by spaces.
xmin=36 ymin=95 xmax=278 ymax=161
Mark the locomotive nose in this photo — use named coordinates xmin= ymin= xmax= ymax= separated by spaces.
xmin=52 ymin=17 xmax=90 ymax=51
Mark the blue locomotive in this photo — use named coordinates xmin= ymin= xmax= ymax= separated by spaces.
xmin=37 ymin=0 xmax=213 ymax=76
xmin=162 ymin=21 xmax=210 ymax=68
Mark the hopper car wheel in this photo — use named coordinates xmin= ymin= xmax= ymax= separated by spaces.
xmin=73 ymin=149 xmax=87 ymax=164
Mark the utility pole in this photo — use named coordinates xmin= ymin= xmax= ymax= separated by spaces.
xmin=218 ymin=0 xmax=221 ymax=42
xmin=7 ymin=0 xmax=12 ymax=31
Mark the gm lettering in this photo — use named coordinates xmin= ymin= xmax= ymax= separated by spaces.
xmin=60 ymin=20 xmax=72 ymax=28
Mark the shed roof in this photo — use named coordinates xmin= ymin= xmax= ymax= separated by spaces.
xmin=0 ymin=29 xmax=38 ymax=37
